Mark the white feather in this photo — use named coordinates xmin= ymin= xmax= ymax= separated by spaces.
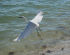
xmin=30 ymin=11 xmax=43 ymax=26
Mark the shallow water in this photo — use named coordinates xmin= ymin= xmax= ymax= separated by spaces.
xmin=0 ymin=0 xmax=70 ymax=55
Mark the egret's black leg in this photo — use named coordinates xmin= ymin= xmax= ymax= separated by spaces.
xmin=36 ymin=27 xmax=43 ymax=40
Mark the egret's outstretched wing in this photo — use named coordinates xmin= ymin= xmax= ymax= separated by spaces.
xmin=30 ymin=11 xmax=43 ymax=26
xmin=13 ymin=11 xmax=43 ymax=42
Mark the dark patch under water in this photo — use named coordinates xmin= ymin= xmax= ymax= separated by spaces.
xmin=8 ymin=52 xmax=14 ymax=55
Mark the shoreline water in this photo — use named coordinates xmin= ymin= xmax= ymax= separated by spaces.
xmin=0 ymin=0 xmax=70 ymax=55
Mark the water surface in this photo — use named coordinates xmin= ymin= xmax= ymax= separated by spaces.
xmin=0 ymin=0 xmax=70 ymax=55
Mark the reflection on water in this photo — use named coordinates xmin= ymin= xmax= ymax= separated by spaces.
xmin=0 ymin=0 xmax=70 ymax=55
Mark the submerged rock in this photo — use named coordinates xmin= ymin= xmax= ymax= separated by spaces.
xmin=41 ymin=53 xmax=45 ymax=55
xmin=46 ymin=50 xmax=53 ymax=53
xmin=8 ymin=52 xmax=14 ymax=55
xmin=61 ymin=47 xmax=64 ymax=51
xmin=41 ymin=45 xmax=47 ymax=49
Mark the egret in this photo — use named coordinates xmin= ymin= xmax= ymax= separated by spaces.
xmin=13 ymin=11 xmax=43 ymax=41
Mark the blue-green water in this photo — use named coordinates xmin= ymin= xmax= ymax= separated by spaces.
xmin=0 ymin=0 xmax=70 ymax=55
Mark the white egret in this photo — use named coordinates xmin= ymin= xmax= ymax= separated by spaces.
xmin=13 ymin=11 xmax=43 ymax=41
